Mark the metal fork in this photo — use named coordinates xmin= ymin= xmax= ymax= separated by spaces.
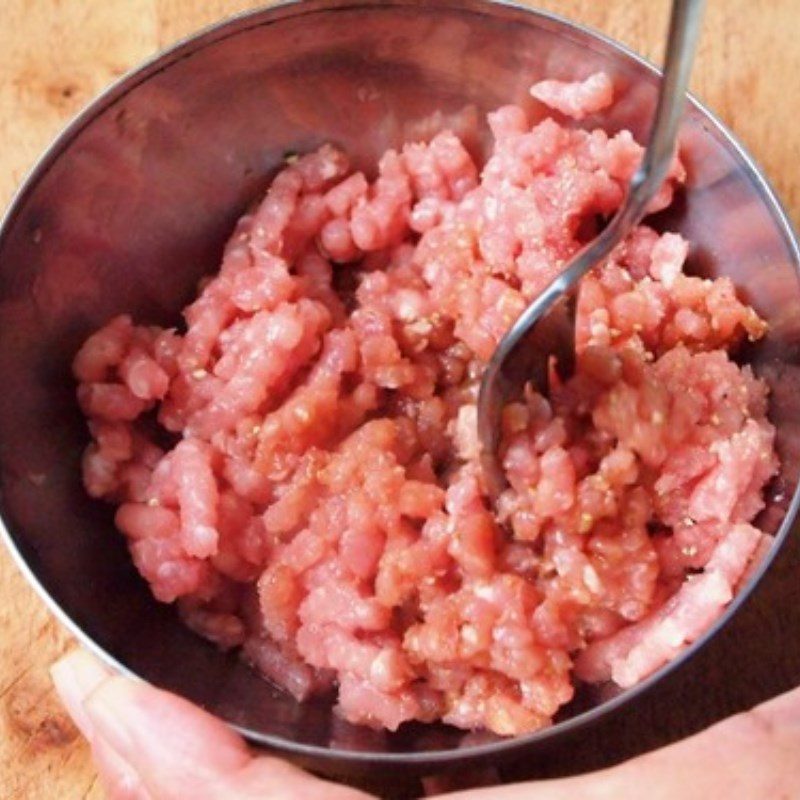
xmin=477 ymin=0 xmax=706 ymax=498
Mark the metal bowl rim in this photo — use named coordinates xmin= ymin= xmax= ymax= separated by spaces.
xmin=1 ymin=0 xmax=799 ymax=768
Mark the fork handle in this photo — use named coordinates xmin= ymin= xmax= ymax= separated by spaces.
xmin=622 ymin=0 xmax=706 ymax=226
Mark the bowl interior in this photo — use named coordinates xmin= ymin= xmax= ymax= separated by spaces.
xmin=1 ymin=0 xmax=800 ymax=772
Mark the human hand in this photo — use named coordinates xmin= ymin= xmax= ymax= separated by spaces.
xmin=52 ymin=649 xmax=800 ymax=800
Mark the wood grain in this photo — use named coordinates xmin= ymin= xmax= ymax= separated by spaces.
xmin=1 ymin=2 xmax=799 ymax=797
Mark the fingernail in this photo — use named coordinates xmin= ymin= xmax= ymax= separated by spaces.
xmin=83 ymin=676 xmax=143 ymax=763
xmin=50 ymin=649 xmax=112 ymax=739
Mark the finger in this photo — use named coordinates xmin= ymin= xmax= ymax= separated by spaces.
xmin=616 ymin=683 xmax=800 ymax=800
xmin=50 ymin=648 xmax=113 ymax=738
xmin=91 ymin=735 xmax=153 ymax=800
xmin=51 ymin=650 xmax=151 ymax=798
xmin=437 ymin=684 xmax=800 ymax=800
xmin=52 ymin=649 xmax=370 ymax=800
xmin=743 ymin=682 xmax=800 ymax=730
xmin=83 ymin=675 xmax=249 ymax=799
xmin=82 ymin=672 xmax=370 ymax=800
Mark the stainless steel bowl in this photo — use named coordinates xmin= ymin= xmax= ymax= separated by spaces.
xmin=1 ymin=0 xmax=799 ymax=777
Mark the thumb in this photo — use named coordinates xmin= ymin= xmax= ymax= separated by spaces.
xmin=52 ymin=649 xmax=369 ymax=800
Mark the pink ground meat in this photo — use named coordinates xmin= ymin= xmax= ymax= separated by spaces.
xmin=74 ymin=73 xmax=777 ymax=737
xmin=530 ymin=72 xmax=615 ymax=120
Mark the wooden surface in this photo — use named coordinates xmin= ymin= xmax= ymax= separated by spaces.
xmin=1 ymin=1 xmax=799 ymax=798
